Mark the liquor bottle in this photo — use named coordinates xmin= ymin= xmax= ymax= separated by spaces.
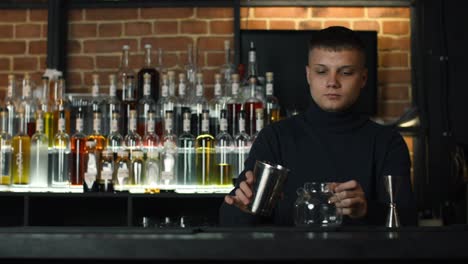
xmin=12 ymin=112 xmax=30 ymax=186
xmin=220 ymin=40 xmax=235 ymax=100
xmin=83 ymin=140 xmax=98 ymax=192
xmin=4 ymin=74 xmax=19 ymax=136
xmin=106 ymin=112 xmax=123 ymax=161
xmin=103 ymin=74 xmax=122 ymax=137
xmin=209 ymin=73 xmax=224 ymax=137
xmin=124 ymin=109 xmax=142 ymax=158
xmin=39 ymin=76 xmax=55 ymax=148
xmin=29 ymin=110 xmax=49 ymax=188
xmin=155 ymin=73 xmax=169 ymax=139
xmin=195 ymin=110 xmax=216 ymax=185
xmin=166 ymin=71 xmax=179 ymax=136
xmin=137 ymin=44 xmax=160 ymax=103
xmin=233 ymin=110 xmax=251 ymax=184
xmin=114 ymin=149 xmax=130 ymax=192
xmin=244 ymin=77 xmax=264 ymax=136
xmin=137 ymin=73 xmax=157 ymax=136
xmin=176 ymin=73 xmax=190 ymax=136
xmin=227 ymin=74 xmax=243 ymax=137
xmin=145 ymin=150 xmax=160 ymax=187
xmin=70 ymin=110 xmax=86 ymax=186
xmin=161 ymin=110 xmax=177 ymax=187
xmin=87 ymin=111 xmax=106 ymax=179
xmin=156 ymin=48 xmax=167 ymax=76
xmin=53 ymin=77 xmax=71 ymax=135
xmin=0 ymin=109 xmax=12 ymax=186
xmin=51 ymin=110 xmax=70 ymax=187
xmin=185 ymin=44 xmax=197 ymax=98
xmin=130 ymin=150 xmax=144 ymax=187
xmin=242 ymin=42 xmax=265 ymax=103
xmin=177 ymin=110 xmax=195 ymax=185
xmin=98 ymin=149 xmax=114 ymax=192
xmin=121 ymin=75 xmax=137 ymax=136
xmin=20 ymin=73 xmax=37 ymax=137
xmin=215 ymin=109 xmax=234 ymax=186
xmin=190 ymin=72 xmax=208 ymax=137
xmin=117 ymin=45 xmax=135 ymax=101
xmin=265 ymin=72 xmax=280 ymax=124
xmin=86 ymin=74 xmax=105 ymax=135
xmin=142 ymin=111 xmax=159 ymax=155
xmin=251 ymin=108 xmax=264 ymax=143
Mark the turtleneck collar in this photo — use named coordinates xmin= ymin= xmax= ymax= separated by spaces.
xmin=303 ymin=99 xmax=369 ymax=133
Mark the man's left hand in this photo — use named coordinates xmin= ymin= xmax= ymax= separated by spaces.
xmin=329 ymin=180 xmax=367 ymax=219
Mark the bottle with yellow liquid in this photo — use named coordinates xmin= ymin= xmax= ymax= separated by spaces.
xmin=265 ymin=72 xmax=280 ymax=124
xmin=12 ymin=112 xmax=30 ymax=186
xmin=0 ymin=109 xmax=12 ymax=187
xmin=39 ymin=76 xmax=55 ymax=148
xmin=195 ymin=110 xmax=216 ymax=186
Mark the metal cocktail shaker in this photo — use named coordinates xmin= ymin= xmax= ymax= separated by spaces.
xmin=384 ymin=175 xmax=400 ymax=228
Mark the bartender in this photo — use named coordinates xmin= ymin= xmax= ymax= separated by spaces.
xmin=220 ymin=26 xmax=417 ymax=226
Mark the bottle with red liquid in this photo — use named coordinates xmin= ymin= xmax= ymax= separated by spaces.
xmin=243 ymin=77 xmax=263 ymax=136
xmin=226 ymin=74 xmax=243 ymax=137
xmin=70 ymin=109 xmax=86 ymax=186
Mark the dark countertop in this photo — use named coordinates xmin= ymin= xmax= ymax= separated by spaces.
xmin=1 ymin=226 xmax=468 ymax=261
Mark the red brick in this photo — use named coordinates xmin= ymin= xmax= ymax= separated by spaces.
xmin=39 ymin=56 xmax=47 ymax=71
xmin=0 ymin=74 xmax=9 ymax=87
xmin=41 ymin=24 xmax=48 ymax=38
xmin=269 ymin=20 xmax=296 ymax=30
xmin=353 ymin=21 xmax=380 ymax=31
xmin=378 ymin=102 xmax=411 ymax=119
xmin=29 ymin=40 xmax=47 ymax=54
xmin=125 ymin=22 xmax=152 ymax=36
xmin=198 ymin=37 xmax=233 ymax=51
xmin=154 ymin=21 xmax=178 ymax=35
xmin=181 ymin=21 xmax=208 ymax=34
xmin=0 ymin=25 xmax=14 ymax=39
xmin=0 ymin=58 xmax=10 ymax=71
xmin=67 ymin=72 xmax=82 ymax=87
xmin=382 ymin=21 xmax=410 ymax=35
xmin=324 ymin=21 xmax=351 ymax=28
xmin=368 ymin=7 xmax=410 ymax=18
xmin=86 ymin=8 xmax=138 ymax=21
xmin=379 ymin=36 xmax=410 ymax=51
xmin=299 ymin=21 xmax=322 ymax=30
xmin=162 ymin=53 xmax=178 ymax=69
xmin=98 ymin=23 xmax=122 ymax=37
xmin=69 ymin=23 xmax=97 ymax=38
xmin=68 ymin=40 xmax=82 ymax=54
xmin=68 ymin=56 xmax=94 ymax=70
xmin=83 ymin=39 xmax=138 ymax=53
xmin=210 ymin=20 xmax=233 ymax=34
xmin=378 ymin=69 xmax=411 ymax=84
xmin=0 ymin=41 xmax=27 ymax=54
xmin=380 ymin=52 xmax=409 ymax=68
xmin=69 ymin=10 xmax=83 ymax=21
xmin=129 ymin=54 xmax=144 ymax=69
xmin=206 ymin=52 xmax=224 ymax=67
xmin=0 ymin=10 xmax=27 ymax=22
xmin=312 ymin=7 xmax=364 ymax=18
xmin=83 ymin=71 xmax=116 ymax=88
xmin=380 ymin=85 xmax=410 ymax=101
xmin=240 ymin=8 xmax=250 ymax=18
xmin=13 ymin=57 xmax=38 ymax=71
xmin=96 ymin=56 xmax=120 ymax=69
xmin=197 ymin=8 xmax=233 ymax=18
xmin=255 ymin=7 xmax=308 ymax=18
xmin=15 ymin=24 xmax=42 ymax=38
xmin=141 ymin=37 xmax=193 ymax=52
xmin=240 ymin=20 xmax=267 ymax=30
xmin=30 ymin=9 xmax=48 ymax=21
xmin=141 ymin=8 xmax=194 ymax=19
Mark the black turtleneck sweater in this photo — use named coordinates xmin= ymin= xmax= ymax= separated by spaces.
xmin=219 ymin=100 xmax=417 ymax=226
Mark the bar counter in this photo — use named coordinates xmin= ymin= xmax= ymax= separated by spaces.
xmin=1 ymin=226 xmax=467 ymax=262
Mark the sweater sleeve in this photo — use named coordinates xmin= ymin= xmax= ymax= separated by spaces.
xmin=219 ymin=126 xmax=281 ymax=227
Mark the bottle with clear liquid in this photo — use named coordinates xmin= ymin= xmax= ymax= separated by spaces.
xmin=177 ymin=110 xmax=195 ymax=185
xmin=124 ymin=110 xmax=142 ymax=159
xmin=117 ymin=45 xmax=135 ymax=101
xmin=166 ymin=71 xmax=179 ymax=136
xmin=98 ymin=149 xmax=114 ymax=192
xmin=176 ymin=73 xmax=190 ymax=136
xmin=30 ymin=110 xmax=49 ymax=188
xmin=233 ymin=110 xmax=251 ymax=184
xmin=161 ymin=110 xmax=177 ymax=187
xmin=114 ymin=149 xmax=130 ymax=192
xmin=137 ymin=44 xmax=160 ymax=103
xmin=107 ymin=112 xmax=123 ymax=161
xmin=251 ymin=108 xmax=264 ymax=143
xmin=137 ymin=73 xmax=157 ymax=136
xmin=265 ymin=72 xmax=280 ymax=125
xmin=103 ymin=74 xmax=122 ymax=137
xmin=20 ymin=73 xmax=37 ymax=137
xmin=53 ymin=77 xmax=71 ymax=135
xmin=4 ymin=74 xmax=19 ymax=136
xmin=190 ymin=72 xmax=208 ymax=137
xmin=215 ymin=109 xmax=234 ymax=186
xmin=244 ymin=77 xmax=264 ymax=137
xmin=83 ymin=140 xmax=98 ymax=192
xmin=195 ymin=110 xmax=216 ymax=186
xmin=130 ymin=150 xmax=144 ymax=187
xmin=86 ymin=74 xmax=105 ymax=135
xmin=12 ymin=112 xmax=30 ymax=186
xmin=145 ymin=150 xmax=160 ymax=187
xmin=121 ymin=75 xmax=138 ymax=137
xmin=143 ymin=111 xmax=159 ymax=155
xmin=39 ymin=76 xmax=55 ymax=148
xmin=0 ymin=109 xmax=12 ymax=186
xmin=156 ymin=47 xmax=167 ymax=76
xmin=51 ymin=111 xmax=70 ymax=187
xmin=209 ymin=73 xmax=224 ymax=137
xmin=70 ymin=110 xmax=86 ymax=186
xmin=155 ymin=73 xmax=169 ymax=139
xmin=227 ymin=74 xmax=243 ymax=137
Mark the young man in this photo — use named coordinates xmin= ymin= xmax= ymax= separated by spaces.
xmin=220 ymin=26 xmax=417 ymax=226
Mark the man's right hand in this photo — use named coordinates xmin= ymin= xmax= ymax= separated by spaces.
xmin=224 ymin=170 xmax=255 ymax=212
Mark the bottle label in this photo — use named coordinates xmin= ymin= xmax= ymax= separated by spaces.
xmin=93 ymin=117 xmax=101 ymax=132
xmin=117 ymin=168 xmax=129 ymax=181
xmin=7 ymin=84 xmax=13 ymax=98
xmin=220 ymin=118 xmax=228 ymax=132
xmin=101 ymin=170 xmax=112 ymax=180
xmin=161 ymin=85 xmax=168 ymax=97
xmin=129 ymin=118 xmax=137 ymax=132
xmin=76 ymin=118 xmax=84 ymax=132
xmin=36 ymin=119 xmax=44 ymax=133
xmin=23 ymin=85 xmax=31 ymax=98
xmin=58 ymin=118 xmax=65 ymax=131
xmin=165 ymin=118 xmax=173 ymax=131
xmin=179 ymin=83 xmax=186 ymax=96
xmin=249 ymin=51 xmax=256 ymax=63
xmin=202 ymin=119 xmax=209 ymax=132
xmin=15 ymin=150 xmax=23 ymax=179
xmin=183 ymin=118 xmax=190 ymax=132
xmin=111 ymin=118 xmax=118 ymax=133
xmin=147 ymin=119 xmax=155 ymax=133
xmin=109 ymin=84 xmax=117 ymax=96
xmin=196 ymin=85 xmax=203 ymax=97
xmin=239 ymin=118 xmax=245 ymax=132
xmin=84 ymin=172 xmax=96 ymax=189
xmin=143 ymin=84 xmax=151 ymax=96
xmin=232 ymin=83 xmax=239 ymax=95
xmin=92 ymin=85 xmax=99 ymax=96
xmin=161 ymin=171 xmax=174 ymax=181
xmin=266 ymin=83 xmax=273 ymax=95
xmin=256 ymin=118 xmax=264 ymax=132
xmin=214 ymin=83 xmax=222 ymax=96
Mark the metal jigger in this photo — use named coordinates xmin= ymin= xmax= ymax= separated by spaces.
xmin=384 ymin=175 xmax=400 ymax=228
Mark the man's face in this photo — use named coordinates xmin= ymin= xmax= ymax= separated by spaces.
xmin=306 ymin=48 xmax=368 ymax=112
